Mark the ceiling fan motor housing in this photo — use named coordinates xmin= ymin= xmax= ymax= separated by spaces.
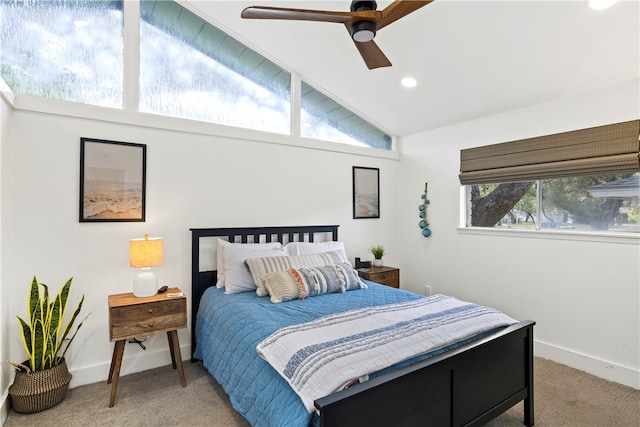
xmin=350 ymin=0 xmax=377 ymax=12
xmin=350 ymin=1 xmax=377 ymax=42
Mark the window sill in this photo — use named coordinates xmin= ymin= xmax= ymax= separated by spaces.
xmin=10 ymin=94 xmax=400 ymax=160
xmin=457 ymin=226 xmax=640 ymax=245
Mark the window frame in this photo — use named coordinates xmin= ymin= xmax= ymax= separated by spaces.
xmin=8 ymin=93 xmax=400 ymax=163
xmin=459 ymin=180 xmax=640 ymax=244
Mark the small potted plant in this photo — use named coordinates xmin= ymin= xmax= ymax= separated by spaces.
xmin=369 ymin=245 xmax=386 ymax=267
xmin=7 ymin=276 xmax=89 ymax=413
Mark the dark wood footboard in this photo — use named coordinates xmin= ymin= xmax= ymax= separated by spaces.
xmin=315 ymin=320 xmax=535 ymax=427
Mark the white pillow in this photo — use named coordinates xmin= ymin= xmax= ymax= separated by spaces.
xmin=216 ymin=240 xmax=283 ymax=289
xmin=283 ymin=241 xmax=348 ymax=262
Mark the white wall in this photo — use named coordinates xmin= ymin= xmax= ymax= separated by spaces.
xmin=0 ymin=82 xmax=14 ymax=426
xmin=2 ymin=80 xmax=638 ymax=422
xmin=398 ymin=79 xmax=640 ymax=388
xmin=0 ymin=97 xmax=400 ymax=398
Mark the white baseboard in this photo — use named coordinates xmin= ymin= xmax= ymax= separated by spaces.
xmin=68 ymin=343 xmax=191 ymax=388
xmin=535 ymin=339 xmax=639 ymax=390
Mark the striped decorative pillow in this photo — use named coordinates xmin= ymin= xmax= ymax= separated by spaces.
xmin=295 ymin=263 xmax=366 ymax=299
xmin=261 ymin=263 xmax=367 ymax=304
xmin=246 ymin=251 xmax=349 ymax=297
xmin=261 ymin=269 xmax=301 ymax=303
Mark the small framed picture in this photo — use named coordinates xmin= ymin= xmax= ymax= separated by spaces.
xmin=353 ymin=166 xmax=380 ymax=219
xmin=79 ymin=138 xmax=146 ymax=222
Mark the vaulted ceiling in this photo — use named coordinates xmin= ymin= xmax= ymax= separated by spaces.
xmin=185 ymin=1 xmax=639 ymax=137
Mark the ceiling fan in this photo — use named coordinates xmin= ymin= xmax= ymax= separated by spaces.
xmin=241 ymin=1 xmax=434 ymax=69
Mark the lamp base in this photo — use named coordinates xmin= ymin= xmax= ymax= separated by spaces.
xmin=133 ymin=268 xmax=158 ymax=297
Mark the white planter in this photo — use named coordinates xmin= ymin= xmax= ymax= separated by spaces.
xmin=372 ymin=259 xmax=383 ymax=267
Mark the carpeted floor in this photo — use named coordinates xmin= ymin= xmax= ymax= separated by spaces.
xmin=4 ymin=357 xmax=639 ymax=426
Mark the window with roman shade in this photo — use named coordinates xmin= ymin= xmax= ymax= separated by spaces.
xmin=459 ymin=120 xmax=640 ymax=185
xmin=461 ymin=120 xmax=640 ymax=233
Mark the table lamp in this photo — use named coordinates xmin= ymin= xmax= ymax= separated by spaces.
xmin=129 ymin=234 xmax=163 ymax=297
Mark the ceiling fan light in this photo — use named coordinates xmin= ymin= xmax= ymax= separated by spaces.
xmin=352 ymin=20 xmax=376 ymax=43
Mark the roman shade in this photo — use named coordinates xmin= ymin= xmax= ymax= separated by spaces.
xmin=459 ymin=120 xmax=640 ymax=185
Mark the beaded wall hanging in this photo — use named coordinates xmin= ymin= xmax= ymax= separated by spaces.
xmin=419 ymin=182 xmax=431 ymax=237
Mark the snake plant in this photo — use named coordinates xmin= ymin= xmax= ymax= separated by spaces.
xmin=10 ymin=276 xmax=88 ymax=373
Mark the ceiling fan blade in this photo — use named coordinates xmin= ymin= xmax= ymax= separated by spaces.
xmin=376 ymin=0 xmax=434 ymax=31
xmin=352 ymin=39 xmax=392 ymax=70
xmin=241 ymin=6 xmax=379 ymax=24
xmin=242 ymin=1 xmax=435 ymax=70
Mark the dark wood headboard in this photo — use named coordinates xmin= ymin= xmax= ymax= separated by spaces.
xmin=189 ymin=225 xmax=339 ymax=360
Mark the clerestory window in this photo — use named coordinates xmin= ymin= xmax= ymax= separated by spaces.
xmin=139 ymin=0 xmax=291 ymax=134
xmin=0 ymin=0 xmax=124 ymax=108
xmin=301 ymin=81 xmax=392 ymax=150
xmin=0 ymin=0 xmax=393 ymax=150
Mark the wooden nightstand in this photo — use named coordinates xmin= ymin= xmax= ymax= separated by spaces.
xmin=357 ymin=266 xmax=400 ymax=288
xmin=107 ymin=287 xmax=187 ymax=407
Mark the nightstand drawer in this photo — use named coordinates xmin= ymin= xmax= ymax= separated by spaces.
xmin=109 ymin=298 xmax=186 ymax=341
xmin=370 ymin=271 xmax=399 ymax=288
xmin=357 ymin=266 xmax=400 ymax=288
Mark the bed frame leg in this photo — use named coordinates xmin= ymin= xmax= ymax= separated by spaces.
xmin=523 ymin=325 xmax=535 ymax=426
xmin=524 ymin=396 xmax=534 ymax=426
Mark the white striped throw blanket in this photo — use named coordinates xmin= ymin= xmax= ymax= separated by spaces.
xmin=256 ymin=294 xmax=518 ymax=412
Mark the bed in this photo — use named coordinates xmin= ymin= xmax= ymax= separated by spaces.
xmin=190 ymin=225 xmax=535 ymax=427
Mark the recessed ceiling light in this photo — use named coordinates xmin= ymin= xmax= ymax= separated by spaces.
xmin=401 ymin=77 xmax=417 ymax=88
xmin=587 ymin=0 xmax=618 ymax=10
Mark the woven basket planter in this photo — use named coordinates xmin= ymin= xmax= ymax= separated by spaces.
xmin=8 ymin=359 xmax=72 ymax=414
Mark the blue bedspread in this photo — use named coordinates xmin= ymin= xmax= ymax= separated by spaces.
xmin=194 ymin=281 xmax=422 ymax=427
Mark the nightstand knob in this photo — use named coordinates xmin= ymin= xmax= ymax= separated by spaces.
xmin=148 ymin=309 xmax=153 ymax=313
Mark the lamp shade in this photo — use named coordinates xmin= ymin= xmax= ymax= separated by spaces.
xmin=130 ymin=235 xmax=163 ymax=268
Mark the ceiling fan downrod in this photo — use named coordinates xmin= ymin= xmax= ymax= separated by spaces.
xmin=350 ymin=0 xmax=377 ymax=42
